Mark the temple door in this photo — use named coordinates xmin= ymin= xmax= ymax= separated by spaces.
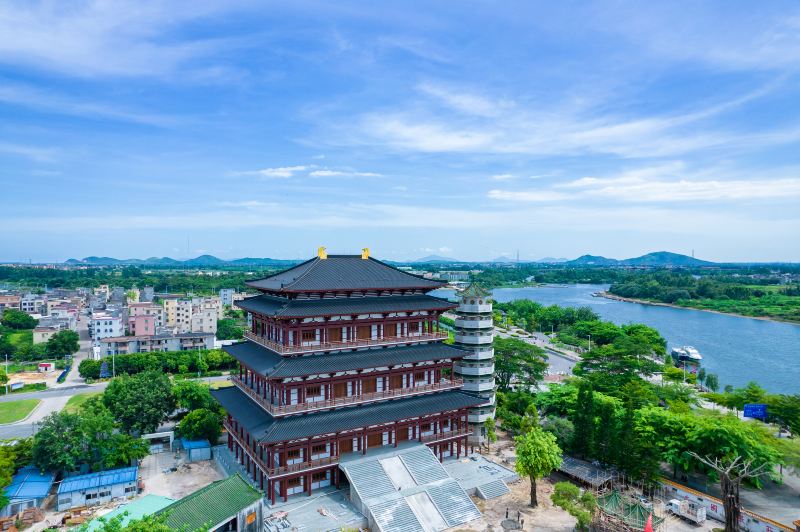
xmin=384 ymin=323 xmax=397 ymax=338
xmin=334 ymin=382 xmax=348 ymax=398
xmin=390 ymin=374 xmax=403 ymax=390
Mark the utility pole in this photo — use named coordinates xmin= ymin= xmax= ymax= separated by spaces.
xmin=4 ymin=354 xmax=8 ymax=395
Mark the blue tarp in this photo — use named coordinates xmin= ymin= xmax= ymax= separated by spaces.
xmin=180 ymin=438 xmax=210 ymax=450
xmin=57 ymin=466 xmax=138 ymax=494
xmin=4 ymin=466 xmax=55 ymax=501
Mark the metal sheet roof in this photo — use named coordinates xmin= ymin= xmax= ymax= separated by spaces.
xmin=180 ymin=438 xmax=210 ymax=449
xmin=211 ymin=387 xmax=484 ymax=444
xmin=4 ymin=466 xmax=55 ymax=501
xmin=86 ymin=494 xmax=175 ymax=531
xmin=224 ymin=341 xmax=467 ymax=377
xmin=236 ymin=293 xmax=455 ymax=318
xmin=57 ymin=466 xmax=138 ymax=494
xmin=246 ymin=255 xmax=445 ymax=293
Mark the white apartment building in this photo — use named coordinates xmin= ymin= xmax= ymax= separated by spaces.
xmin=219 ymin=288 xmax=235 ymax=306
xmin=163 ymin=296 xmax=221 ymax=334
xmin=90 ymin=312 xmax=124 ymax=347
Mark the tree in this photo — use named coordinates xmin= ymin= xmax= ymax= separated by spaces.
xmin=103 ymin=371 xmax=176 ymax=434
xmin=0 ymin=368 xmax=7 ymax=387
xmin=689 ymin=453 xmax=772 ymax=532
xmin=216 ymin=319 xmax=243 ymax=340
xmin=31 ymin=403 xmax=148 ymax=473
xmin=1 ymin=309 xmax=37 ymax=329
xmin=174 ymin=380 xmax=216 ymax=412
xmin=515 ymin=427 xmax=562 ymax=507
xmin=494 ymin=337 xmax=548 ymax=391
xmin=705 ymin=373 xmax=719 ymax=392
xmin=551 ymin=481 xmax=596 ymax=531
xmin=46 ymin=329 xmax=80 ymax=356
xmin=76 ymin=511 xmax=188 ymax=532
xmin=541 ymin=416 xmax=575 ymax=451
xmin=570 ymin=380 xmax=595 ymax=458
xmin=178 ymin=408 xmax=222 ymax=443
xmin=0 ymin=440 xmax=31 ymax=509
xmin=484 ymin=417 xmax=497 ymax=450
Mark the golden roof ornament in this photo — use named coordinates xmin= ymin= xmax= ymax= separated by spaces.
xmin=317 ymin=246 xmax=327 ymax=259
xmin=361 ymin=247 xmax=370 ymax=260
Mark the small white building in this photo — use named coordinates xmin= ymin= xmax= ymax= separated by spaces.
xmin=56 ymin=467 xmax=139 ymax=511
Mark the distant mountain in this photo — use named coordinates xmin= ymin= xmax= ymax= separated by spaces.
xmin=536 ymin=257 xmax=569 ymax=263
xmin=567 ymin=255 xmax=620 ymax=266
xmin=566 ymin=251 xmax=713 ymax=267
xmin=413 ymin=255 xmax=461 ymax=263
xmin=491 ymin=256 xmax=515 ymax=263
xmin=622 ymin=251 xmax=713 ymax=267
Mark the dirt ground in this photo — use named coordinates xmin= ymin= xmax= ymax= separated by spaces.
xmin=11 ymin=370 xmax=56 ymax=386
xmin=140 ymin=452 xmax=223 ymax=500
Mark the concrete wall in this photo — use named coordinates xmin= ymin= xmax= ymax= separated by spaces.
xmin=56 ymin=481 xmax=137 ymax=512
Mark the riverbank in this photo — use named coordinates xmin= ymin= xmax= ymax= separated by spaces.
xmin=596 ymin=291 xmax=799 ymax=324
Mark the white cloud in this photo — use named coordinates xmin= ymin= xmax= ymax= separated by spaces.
xmin=0 ymin=140 xmax=57 ymax=162
xmin=309 ymin=169 xmax=382 ymax=177
xmin=417 ymin=83 xmax=509 ymax=117
xmin=580 ymin=178 xmax=800 ymax=202
xmin=491 ymin=174 xmax=514 ymax=181
xmin=487 ymin=189 xmax=569 ymax=202
xmin=233 ymin=166 xmax=309 ymax=178
xmin=0 ymin=2 xmax=246 ymax=78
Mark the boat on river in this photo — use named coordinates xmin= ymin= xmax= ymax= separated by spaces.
xmin=671 ymin=346 xmax=702 ymax=365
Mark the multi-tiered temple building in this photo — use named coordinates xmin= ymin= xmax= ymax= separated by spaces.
xmin=211 ymin=249 xmax=488 ymax=505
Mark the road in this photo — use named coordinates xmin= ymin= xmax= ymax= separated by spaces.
xmin=494 ymin=326 xmax=580 ymax=376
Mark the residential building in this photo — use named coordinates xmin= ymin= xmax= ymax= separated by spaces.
xmin=212 ymin=250 xmax=484 ymax=504
xmin=438 ymin=270 xmax=471 ymax=282
xmin=190 ymin=307 xmax=218 ymax=334
xmin=162 ymin=296 xmax=220 ymax=334
xmin=20 ymin=294 xmax=46 ymax=314
xmin=110 ymin=286 xmax=126 ymax=304
xmin=33 ymin=326 xmax=60 ymax=344
xmin=99 ymin=332 xmax=215 ymax=356
xmin=220 ymin=288 xmax=236 ymax=306
xmin=90 ymin=312 xmax=124 ymax=346
xmin=163 ymin=297 xmax=179 ymax=326
xmin=141 ymin=286 xmax=155 ymax=302
xmin=127 ymin=287 xmax=140 ymax=304
xmin=128 ymin=314 xmax=159 ymax=336
xmin=56 ymin=467 xmax=138 ymax=511
xmin=0 ymin=295 xmax=21 ymax=312
xmin=453 ymin=283 xmax=496 ymax=443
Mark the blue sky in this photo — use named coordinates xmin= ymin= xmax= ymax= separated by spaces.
xmin=2 ymin=1 xmax=800 ymax=262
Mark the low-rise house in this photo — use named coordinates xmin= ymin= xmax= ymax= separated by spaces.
xmin=99 ymin=332 xmax=215 ymax=356
xmin=220 ymin=288 xmax=235 ymax=306
xmin=90 ymin=311 xmax=124 ymax=346
xmin=181 ymin=439 xmax=212 ymax=462
xmin=157 ymin=473 xmax=263 ymax=532
xmin=33 ymin=326 xmax=60 ymax=344
xmin=56 ymin=466 xmax=139 ymax=511
xmin=141 ymin=286 xmax=155 ymax=302
xmin=1 ymin=466 xmax=55 ymax=517
xmin=0 ymin=295 xmax=21 ymax=312
xmin=20 ymin=294 xmax=46 ymax=314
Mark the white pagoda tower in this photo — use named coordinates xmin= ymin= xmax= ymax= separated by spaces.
xmin=453 ymin=283 xmax=496 ymax=444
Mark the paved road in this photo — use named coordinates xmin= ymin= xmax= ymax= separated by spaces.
xmin=494 ymin=326 xmax=580 ymax=375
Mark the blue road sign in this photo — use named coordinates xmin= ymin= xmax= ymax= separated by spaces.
xmin=743 ymin=403 xmax=767 ymax=420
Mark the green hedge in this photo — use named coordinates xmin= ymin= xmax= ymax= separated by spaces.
xmin=78 ymin=349 xmax=236 ymax=380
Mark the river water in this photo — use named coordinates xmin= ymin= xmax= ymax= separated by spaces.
xmin=432 ymin=284 xmax=800 ymax=394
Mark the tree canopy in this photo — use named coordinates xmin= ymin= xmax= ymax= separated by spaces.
xmin=103 ymin=371 xmax=176 ymax=434
xmin=514 ymin=427 xmax=563 ymax=507
xmin=494 ymin=337 xmax=548 ymax=391
xmin=46 ymin=329 xmax=80 ymax=356
xmin=1 ymin=309 xmax=37 ymax=329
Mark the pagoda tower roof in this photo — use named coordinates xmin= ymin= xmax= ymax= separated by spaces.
xmin=237 ymin=293 xmax=455 ymax=318
xmin=457 ymin=282 xmax=491 ymax=298
xmin=246 ymin=254 xmax=444 ymax=293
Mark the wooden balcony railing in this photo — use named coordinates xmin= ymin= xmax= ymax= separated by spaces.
xmin=233 ymin=375 xmax=464 ymax=417
xmin=419 ymin=427 xmax=472 ymax=444
xmin=244 ymin=330 xmax=449 ymax=355
xmin=223 ymin=420 xmax=339 ymax=478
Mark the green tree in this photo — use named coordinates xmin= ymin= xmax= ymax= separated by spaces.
xmin=484 ymin=417 xmax=497 ymax=450
xmin=32 ymin=411 xmax=86 ymax=472
xmin=551 ymin=481 xmax=596 ymax=531
xmin=570 ymin=380 xmax=595 ymax=458
xmin=514 ymin=427 xmax=563 ymax=507
xmin=46 ymin=329 xmax=80 ymax=356
xmin=705 ymin=373 xmax=719 ymax=392
xmin=76 ymin=511 xmax=199 ymax=532
xmin=103 ymin=371 xmax=176 ymax=434
xmin=541 ymin=416 xmax=575 ymax=451
xmin=178 ymin=408 xmax=222 ymax=443
xmin=216 ymin=319 xmax=243 ymax=340
xmin=0 ymin=368 xmax=8 ymax=387
xmin=174 ymin=380 xmax=216 ymax=412
xmin=1 ymin=309 xmax=37 ymax=329
xmin=494 ymin=337 xmax=548 ymax=390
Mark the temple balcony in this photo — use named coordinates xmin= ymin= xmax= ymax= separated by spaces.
xmin=244 ymin=329 xmax=449 ymax=355
xmin=232 ymin=374 xmax=465 ymax=417
xmin=222 ymin=419 xmax=339 ymax=479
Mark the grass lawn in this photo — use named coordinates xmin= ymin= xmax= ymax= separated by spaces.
xmin=7 ymin=329 xmax=33 ymax=349
xmin=62 ymin=391 xmax=102 ymax=413
xmin=0 ymin=398 xmax=41 ymax=424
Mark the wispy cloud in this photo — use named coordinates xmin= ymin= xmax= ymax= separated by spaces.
xmin=491 ymin=174 xmax=514 ymax=181
xmin=0 ymin=82 xmax=179 ymax=126
xmin=231 ymin=166 xmax=310 ymax=178
xmin=0 ymin=140 xmax=57 ymax=162
xmin=309 ymin=169 xmax=382 ymax=177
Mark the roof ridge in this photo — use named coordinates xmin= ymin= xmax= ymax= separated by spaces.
xmin=283 ymin=256 xmax=323 ymax=289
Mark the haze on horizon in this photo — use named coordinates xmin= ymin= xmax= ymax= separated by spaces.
xmin=1 ymin=2 xmax=799 ymax=263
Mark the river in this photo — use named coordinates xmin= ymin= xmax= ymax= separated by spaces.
xmin=433 ymin=284 xmax=800 ymax=394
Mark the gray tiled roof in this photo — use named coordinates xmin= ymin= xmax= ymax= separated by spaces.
xmin=223 ymin=341 xmax=468 ymax=377
xmin=236 ymin=293 xmax=455 ymax=318
xmin=211 ymin=386 xmax=482 ymax=444
xmin=245 ymin=255 xmax=444 ymax=292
